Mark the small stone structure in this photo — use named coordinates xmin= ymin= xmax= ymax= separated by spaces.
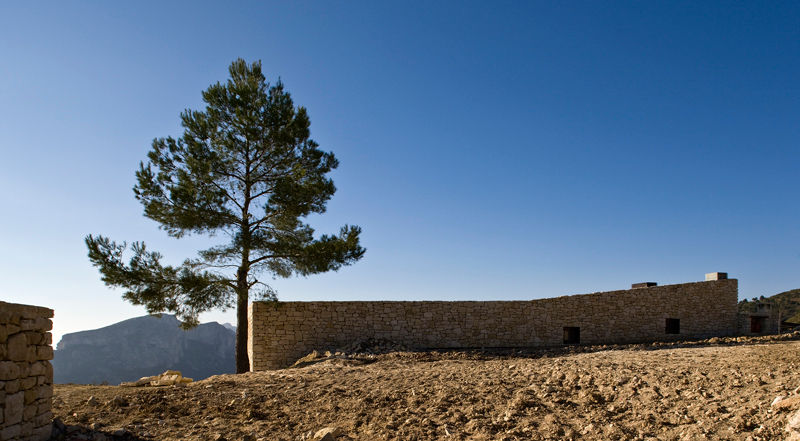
xmin=249 ymin=275 xmax=739 ymax=370
xmin=738 ymin=301 xmax=780 ymax=335
xmin=0 ymin=301 xmax=54 ymax=441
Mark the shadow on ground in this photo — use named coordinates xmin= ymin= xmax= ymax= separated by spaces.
xmin=50 ymin=418 xmax=151 ymax=441
xmin=386 ymin=330 xmax=800 ymax=363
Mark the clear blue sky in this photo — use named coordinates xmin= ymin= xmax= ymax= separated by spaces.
xmin=1 ymin=1 xmax=798 ymax=344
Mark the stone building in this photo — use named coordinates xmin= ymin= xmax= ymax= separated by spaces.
xmin=249 ymin=272 xmax=745 ymax=370
xmin=738 ymin=300 xmax=780 ymax=335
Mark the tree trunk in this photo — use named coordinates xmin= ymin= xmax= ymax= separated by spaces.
xmin=235 ymin=268 xmax=250 ymax=373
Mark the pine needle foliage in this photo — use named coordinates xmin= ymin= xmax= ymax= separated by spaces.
xmin=86 ymin=59 xmax=365 ymax=372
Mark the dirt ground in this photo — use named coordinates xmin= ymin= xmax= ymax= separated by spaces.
xmin=53 ymin=333 xmax=800 ymax=441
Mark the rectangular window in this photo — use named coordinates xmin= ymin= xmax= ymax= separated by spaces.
xmin=750 ymin=316 xmax=765 ymax=333
xmin=563 ymin=327 xmax=580 ymax=344
xmin=665 ymin=318 xmax=680 ymax=334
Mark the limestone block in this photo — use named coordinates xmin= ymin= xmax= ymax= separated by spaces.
xmin=25 ymin=387 xmax=39 ymax=405
xmin=6 ymin=380 xmax=20 ymax=394
xmin=21 ymin=376 xmax=37 ymax=390
xmin=36 ymin=346 xmax=53 ymax=361
xmin=7 ymin=333 xmax=27 ymax=361
xmin=27 ymin=345 xmax=39 ymax=362
xmin=20 ymin=421 xmax=33 ymax=436
xmin=16 ymin=362 xmax=29 ymax=378
xmin=32 ymin=424 xmax=52 ymax=441
xmin=28 ymin=362 xmax=45 ymax=377
xmin=33 ymin=411 xmax=52 ymax=427
xmin=0 ymin=423 xmax=20 ymax=441
xmin=4 ymin=391 xmax=24 ymax=425
xmin=24 ymin=331 xmax=43 ymax=346
xmin=23 ymin=405 xmax=36 ymax=421
xmin=37 ymin=384 xmax=53 ymax=400
xmin=35 ymin=318 xmax=53 ymax=332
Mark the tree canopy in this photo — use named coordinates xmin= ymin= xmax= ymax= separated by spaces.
xmin=86 ymin=59 xmax=365 ymax=372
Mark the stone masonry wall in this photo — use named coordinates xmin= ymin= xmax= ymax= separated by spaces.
xmin=0 ymin=302 xmax=54 ymax=441
xmin=738 ymin=307 xmax=780 ymax=336
xmin=249 ymin=279 xmax=738 ymax=370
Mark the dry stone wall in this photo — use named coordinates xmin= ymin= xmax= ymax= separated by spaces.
xmin=249 ymin=279 xmax=739 ymax=370
xmin=738 ymin=305 xmax=780 ymax=336
xmin=0 ymin=301 xmax=53 ymax=441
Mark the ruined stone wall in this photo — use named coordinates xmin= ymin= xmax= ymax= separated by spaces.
xmin=249 ymin=279 xmax=738 ymax=370
xmin=0 ymin=302 xmax=54 ymax=441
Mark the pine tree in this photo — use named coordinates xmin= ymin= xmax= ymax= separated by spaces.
xmin=86 ymin=59 xmax=365 ymax=373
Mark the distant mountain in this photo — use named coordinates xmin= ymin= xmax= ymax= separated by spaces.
xmin=222 ymin=322 xmax=236 ymax=332
xmin=52 ymin=314 xmax=235 ymax=385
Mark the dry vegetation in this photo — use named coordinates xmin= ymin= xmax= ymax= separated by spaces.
xmin=53 ymin=333 xmax=800 ymax=441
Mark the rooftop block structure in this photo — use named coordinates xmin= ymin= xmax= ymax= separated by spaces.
xmin=249 ymin=276 xmax=739 ymax=370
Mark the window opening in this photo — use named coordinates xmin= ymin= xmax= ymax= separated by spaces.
xmin=665 ymin=318 xmax=680 ymax=334
xmin=563 ymin=326 xmax=580 ymax=344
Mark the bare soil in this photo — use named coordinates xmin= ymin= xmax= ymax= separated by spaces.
xmin=53 ymin=334 xmax=800 ymax=441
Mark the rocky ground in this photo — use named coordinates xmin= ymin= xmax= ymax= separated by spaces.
xmin=52 ymin=333 xmax=800 ymax=441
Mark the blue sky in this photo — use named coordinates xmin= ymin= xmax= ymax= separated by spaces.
xmin=1 ymin=1 xmax=798 ymax=343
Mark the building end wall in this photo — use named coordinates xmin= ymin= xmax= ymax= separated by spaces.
xmin=0 ymin=301 xmax=54 ymax=441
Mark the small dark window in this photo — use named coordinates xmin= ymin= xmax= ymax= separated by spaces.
xmin=665 ymin=318 xmax=680 ymax=334
xmin=750 ymin=316 xmax=765 ymax=333
xmin=563 ymin=327 xmax=580 ymax=344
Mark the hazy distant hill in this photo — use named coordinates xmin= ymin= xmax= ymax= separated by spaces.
xmin=52 ymin=314 xmax=235 ymax=385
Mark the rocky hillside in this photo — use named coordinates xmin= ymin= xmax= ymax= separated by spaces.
xmin=52 ymin=314 xmax=234 ymax=385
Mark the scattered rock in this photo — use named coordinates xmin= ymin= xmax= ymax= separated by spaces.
xmin=313 ymin=426 xmax=342 ymax=440
xmin=774 ymin=395 xmax=800 ymax=410
xmin=120 ymin=369 xmax=193 ymax=387
xmin=86 ymin=395 xmax=100 ymax=406
xmin=787 ymin=409 xmax=800 ymax=440
xmin=107 ymin=396 xmax=128 ymax=407
xmin=337 ymin=338 xmax=412 ymax=355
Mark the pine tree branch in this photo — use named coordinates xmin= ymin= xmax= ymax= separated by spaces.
xmin=248 ymin=253 xmax=298 ymax=266
xmin=209 ymin=180 xmax=244 ymax=210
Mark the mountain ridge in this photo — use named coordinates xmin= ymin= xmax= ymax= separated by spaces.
xmin=53 ymin=314 xmax=235 ymax=384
